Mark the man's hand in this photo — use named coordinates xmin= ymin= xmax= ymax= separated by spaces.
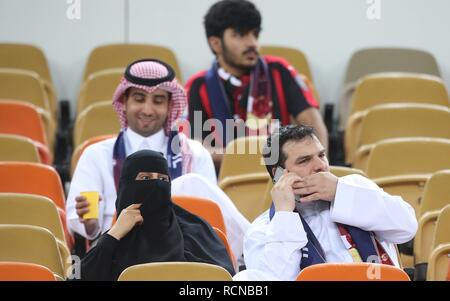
xmin=271 ymin=169 xmax=303 ymax=212
xmin=108 ymin=204 xmax=143 ymax=240
xmin=75 ymin=194 xmax=101 ymax=235
xmin=294 ymin=171 xmax=338 ymax=202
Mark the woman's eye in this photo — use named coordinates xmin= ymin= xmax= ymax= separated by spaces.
xmin=142 ymin=176 xmax=149 ymax=180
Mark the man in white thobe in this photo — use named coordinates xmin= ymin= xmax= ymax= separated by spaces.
xmin=234 ymin=125 xmax=417 ymax=280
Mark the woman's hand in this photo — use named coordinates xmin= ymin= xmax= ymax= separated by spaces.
xmin=108 ymin=203 xmax=143 ymax=240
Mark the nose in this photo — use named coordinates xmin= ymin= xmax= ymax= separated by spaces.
xmin=141 ymin=99 xmax=155 ymax=115
xmin=245 ymin=33 xmax=258 ymax=49
xmin=312 ymin=155 xmax=327 ymax=173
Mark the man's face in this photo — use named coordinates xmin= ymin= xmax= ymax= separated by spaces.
xmin=281 ymin=136 xmax=329 ymax=178
xmin=123 ymin=87 xmax=170 ymax=137
xmin=218 ymin=28 xmax=260 ymax=72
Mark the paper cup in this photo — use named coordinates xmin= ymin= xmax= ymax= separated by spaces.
xmin=80 ymin=191 xmax=99 ymax=219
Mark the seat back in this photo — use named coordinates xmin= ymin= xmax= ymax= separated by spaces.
xmin=350 ymin=72 xmax=449 ymax=116
xmin=0 ymin=193 xmax=66 ymax=244
xmin=172 ymin=195 xmax=226 ymax=235
xmin=359 ymin=104 xmax=450 ymax=147
xmin=427 ymin=205 xmax=450 ymax=280
xmin=218 ymin=135 xmax=267 ymax=181
xmin=219 ymin=173 xmax=270 ymax=222
xmin=118 ymin=262 xmax=233 ymax=281
xmin=0 ymin=134 xmax=40 ymax=163
xmin=329 ymin=166 xmax=367 ymax=178
xmin=0 ymin=101 xmax=48 ymax=146
xmin=296 ymin=263 xmax=410 ymax=281
xmin=71 ymin=134 xmax=116 ymax=176
xmin=350 ymin=103 xmax=450 ymax=168
xmin=0 ymin=162 xmax=66 ymax=210
xmin=0 ymin=68 xmax=52 ymax=114
xmin=77 ymin=68 xmax=123 ymax=114
xmin=0 ymin=224 xmax=65 ymax=278
xmin=0 ymin=262 xmax=56 ymax=281
xmin=366 ymin=138 xmax=450 ymax=179
xmin=344 ymin=48 xmax=440 ymax=85
xmin=432 ymin=205 xmax=450 ymax=250
xmin=83 ymin=43 xmax=183 ymax=82
xmin=340 ymin=47 xmax=441 ymax=130
xmin=419 ymin=170 xmax=450 ymax=217
xmin=0 ymin=43 xmax=56 ymax=118
xmin=73 ymin=101 xmax=120 ymax=148
xmin=260 ymin=46 xmax=313 ymax=83
xmin=0 ymin=43 xmax=53 ymax=85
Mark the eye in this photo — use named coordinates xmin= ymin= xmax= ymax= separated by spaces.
xmin=142 ymin=176 xmax=150 ymax=180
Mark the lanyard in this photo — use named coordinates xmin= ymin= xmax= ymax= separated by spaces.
xmin=337 ymin=224 xmax=394 ymax=265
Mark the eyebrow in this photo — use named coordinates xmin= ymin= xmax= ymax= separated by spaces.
xmin=131 ymin=91 xmax=146 ymax=97
xmin=294 ymin=149 xmax=326 ymax=163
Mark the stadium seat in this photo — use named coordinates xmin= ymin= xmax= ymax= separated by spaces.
xmin=212 ymin=226 xmax=236 ymax=271
xmin=414 ymin=171 xmax=450 ymax=279
xmin=0 ymin=262 xmax=57 ymax=281
xmin=0 ymin=193 xmax=73 ymax=257
xmin=0 ymin=134 xmax=41 ymax=163
xmin=0 ymin=224 xmax=65 ymax=278
xmin=172 ymin=195 xmax=227 ymax=235
xmin=0 ymin=162 xmax=66 ymax=210
xmin=427 ymin=205 xmax=450 ymax=280
xmin=83 ymin=43 xmax=183 ymax=83
xmin=77 ymin=68 xmax=123 ymax=114
xmin=118 ymin=262 xmax=233 ymax=281
xmin=73 ymin=101 xmax=120 ymax=148
xmin=296 ymin=262 xmax=410 ymax=281
xmin=368 ymin=138 xmax=450 ymax=215
xmin=350 ymin=103 xmax=450 ymax=169
xmin=339 ymin=47 xmax=441 ymax=129
xmin=260 ymin=46 xmax=319 ymax=102
xmin=349 ymin=73 xmax=449 ymax=116
xmin=0 ymin=101 xmax=54 ymax=160
xmin=0 ymin=43 xmax=57 ymax=119
xmin=70 ymin=134 xmax=115 ymax=176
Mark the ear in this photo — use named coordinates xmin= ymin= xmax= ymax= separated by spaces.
xmin=208 ymin=36 xmax=222 ymax=55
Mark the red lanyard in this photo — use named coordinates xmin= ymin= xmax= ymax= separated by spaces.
xmin=337 ymin=224 xmax=394 ymax=266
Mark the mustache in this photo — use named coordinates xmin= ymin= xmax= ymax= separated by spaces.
xmin=243 ymin=48 xmax=259 ymax=56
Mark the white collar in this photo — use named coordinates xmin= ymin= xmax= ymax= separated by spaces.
xmin=125 ymin=127 xmax=167 ymax=156
xmin=218 ymin=67 xmax=242 ymax=87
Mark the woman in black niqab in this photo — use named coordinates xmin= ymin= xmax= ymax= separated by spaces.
xmin=78 ymin=150 xmax=234 ymax=280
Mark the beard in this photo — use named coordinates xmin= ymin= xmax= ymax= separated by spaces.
xmin=221 ymin=41 xmax=259 ymax=73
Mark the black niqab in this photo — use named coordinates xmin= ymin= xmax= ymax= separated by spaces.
xmin=79 ymin=150 xmax=234 ymax=280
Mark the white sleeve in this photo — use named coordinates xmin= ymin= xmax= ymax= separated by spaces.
xmin=188 ymin=140 xmax=217 ymax=185
xmin=243 ymin=211 xmax=307 ymax=281
xmin=171 ymin=173 xmax=250 ymax=262
xmin=330 ymin=175 xmax=418 ymax=244
xmin=66 ymin=146 xmax=106 ymax=240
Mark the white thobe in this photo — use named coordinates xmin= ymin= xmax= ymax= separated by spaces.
xmin=234 ymin=174 xmax=418 ymax=281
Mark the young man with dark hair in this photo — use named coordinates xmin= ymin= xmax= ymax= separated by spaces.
xmin=186 ymin=0 xmax=328 ymax=169
xmin=233 ymin=124 xmax=417 ymax=280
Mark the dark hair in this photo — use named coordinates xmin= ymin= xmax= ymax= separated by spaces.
xmin=204 ymin=0 xmax=261 ymax=39
xmin=263 ymin=125 xmax=316 ymax=178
